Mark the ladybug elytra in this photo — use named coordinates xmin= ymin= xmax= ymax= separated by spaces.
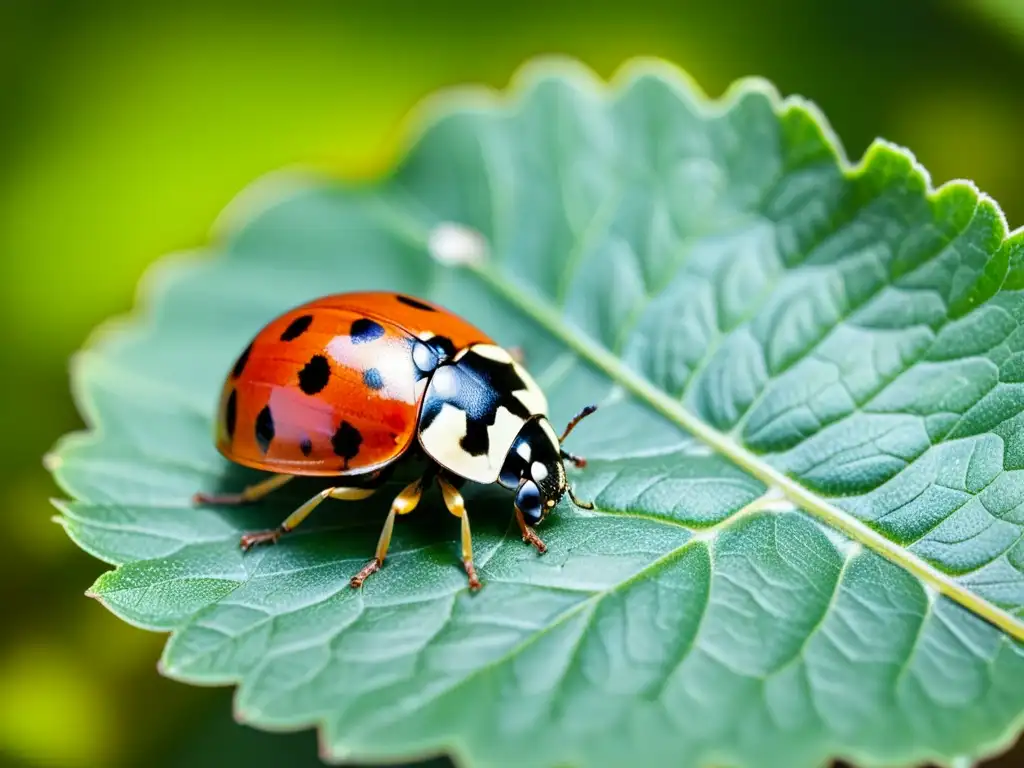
xmin=194 ymin=291 xmax=596 ymax=590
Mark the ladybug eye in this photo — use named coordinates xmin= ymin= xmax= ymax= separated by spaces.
xmin=515 ymin=481 xmax=543 ymax=524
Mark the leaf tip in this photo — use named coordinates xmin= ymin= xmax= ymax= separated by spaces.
xmin=232 ymin=701 xmax=263 ymax=727
xmin=972 ymin=189 xmax=1011 ymax=238
xmin=42 ymin=451 xmax=62 ymax=472
xmin=315 ymin=730 xmax=338 ymax=764
xmin=155 ymin=656 xmax=174 ymax=678
xmin=48 ymin=496 xmax=73 ymax=521
xmin=85 ymin=571 xmax=114 ymax=601
xmin=508 ymin=53 xmax=607 ymax=97
xmin=859 ymin=136 xmax=934 ymax=192
xmin=610 ymin=56 xmax=712 ymax=102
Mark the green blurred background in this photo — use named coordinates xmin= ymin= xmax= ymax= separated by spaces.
xmin=2 ymin=1 xmax=1023 ymax=766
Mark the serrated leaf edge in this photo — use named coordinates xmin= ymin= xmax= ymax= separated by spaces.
xmin=43 ymin=54 xmax=1024 ymax=768
xmin=371 ymin=55 xmax=1024 ymax=642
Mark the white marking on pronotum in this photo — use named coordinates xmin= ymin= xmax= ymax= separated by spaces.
xmin=512 ymin=381 xmax=548 ymax=416
xmin=468 ymin=344 xmax=549 ymax=416
xmin=468 ymin=343 xmax=513 ymax=363
xmin=486 ymin=406 xmax=530 ymax=472
xmin=419 ymin=402 xmax=525 ymax=484
xmin=428 ymin=222 xmax=488 ymax=266
xmin=532 ymin=462 xmax=548 ymax=482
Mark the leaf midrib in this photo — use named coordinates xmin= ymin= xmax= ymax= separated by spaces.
xmin=467 ymin=263 xmax=1024 ymax=641
xmin=366 ymin=184 xmax=1023 ymax=639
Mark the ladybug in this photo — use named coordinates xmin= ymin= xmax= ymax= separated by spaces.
xmin=193 ymin=291 xmax=596 ymax=590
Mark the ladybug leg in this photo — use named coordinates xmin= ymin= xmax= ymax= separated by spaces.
xmin=437 ymin=476 xmax=482 ymax=591
xmin=239 ymin=485 xmax=376 ymax=551
xmin=350 ymin=475 xmax=428 ymax=588
xmin=193 ymin=473 xmax=293 ymax=506
xmin=514 ymin=506 xmax=547 ymax=554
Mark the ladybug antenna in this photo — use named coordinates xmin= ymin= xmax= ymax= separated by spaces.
xmin=559 ymin=404 xmax=597 ymax=443
xmin=566 ymin=484 xmax=593 ymax=510
xmin=558 ymin=405 xmax=596 ymax=508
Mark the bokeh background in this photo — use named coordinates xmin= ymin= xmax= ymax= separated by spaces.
xmin=2 ymin=1 xmax=1023 ymax=766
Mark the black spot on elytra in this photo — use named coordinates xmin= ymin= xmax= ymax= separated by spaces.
xmin=397 ymin=294 xmax=435 ymax=311
xmin=280 ymin=314 xmax=313 ymax=342
xmin=298 ymin=354 xmax=331 ymax=395
xmin=331 ymin=421 xmax=362 ymax=468
xmin=299 ymin=437 xmax=313 ymax=457
xmin=224 ymin=389 xmax=237 ymax=439
xmin=350 ymin=318 xmax=385 ymax=344
xmin=232 ymin=343 xmax=253 ymax=378
xmin=363 ymin=368 xmax=384 ymax=390
xmin=255 ymin=405 xmax=275 ymax=453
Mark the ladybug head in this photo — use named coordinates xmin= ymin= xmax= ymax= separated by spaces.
xmin=499 ymin=407 xmax=597 ymax=525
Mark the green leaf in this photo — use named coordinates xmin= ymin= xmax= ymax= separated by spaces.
xmin=49 ymin=58 xmax=1024 ymax=768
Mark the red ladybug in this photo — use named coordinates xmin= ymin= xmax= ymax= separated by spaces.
xmin=194 ymin=291 xmax=595 ymax=590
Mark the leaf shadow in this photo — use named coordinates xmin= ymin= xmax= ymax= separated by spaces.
xmin=199 ymin=458 xmax=530 ymax=567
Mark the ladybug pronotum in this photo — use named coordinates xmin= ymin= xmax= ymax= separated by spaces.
xmin=194 ymin=291 xmax=596 ymax=590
